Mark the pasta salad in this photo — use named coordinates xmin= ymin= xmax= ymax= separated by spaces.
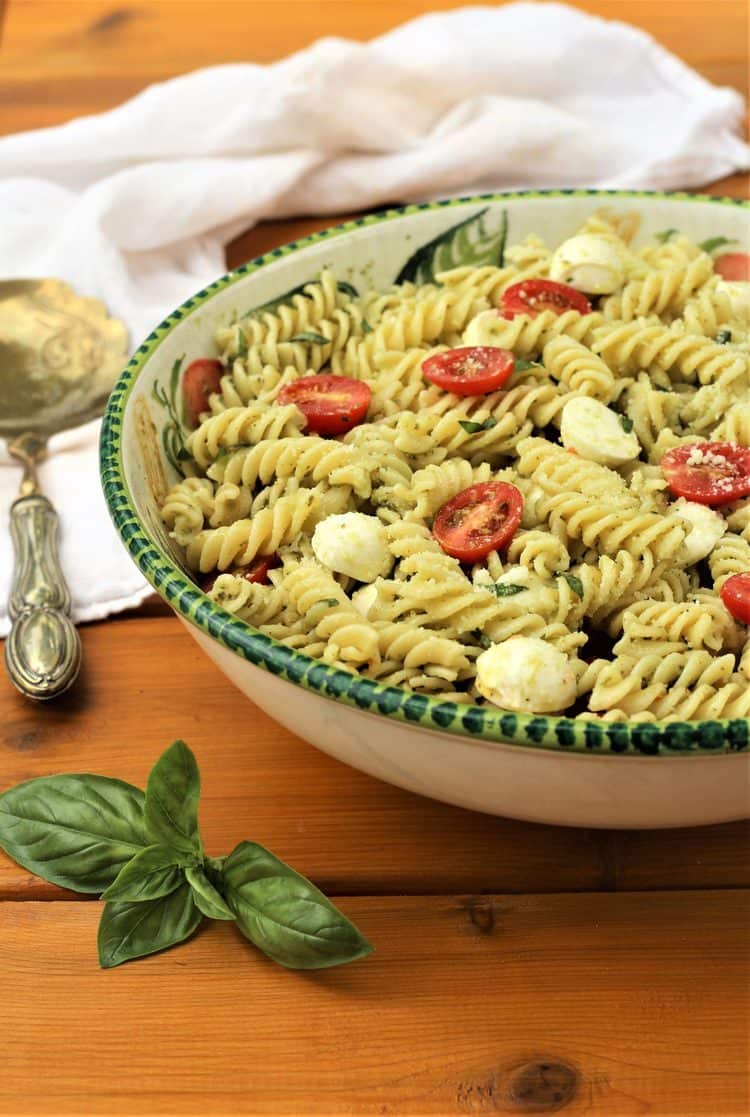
xmin=162 ymin=211 xmax=750 ymax=723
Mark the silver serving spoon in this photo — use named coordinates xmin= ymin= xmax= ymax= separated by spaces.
xmin=0 ymin=279 xmax=128 ymax=699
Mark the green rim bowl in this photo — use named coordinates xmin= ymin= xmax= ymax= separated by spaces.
xmin=100 ymin=190 xmax=750 ymax=828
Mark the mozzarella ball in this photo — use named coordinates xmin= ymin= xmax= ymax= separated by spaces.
xmin=715 ymin=280 xmax=750 ymax=323
xmin=549 ymin=234 xmax=625 ymax=295
xmin=463 ymin=309 xmax=514 ymax=348
xmin=672 ymin=498 xmax=727 ymax=564
xmin=351 ymin=583 xmax=381 ymax=618
xmin=476 ymin=636 xmax=577 ymax=713
xmin=312 ymin=513 xmax=392 ymax=583
xmin=560 ymin=397 xmax=640 ymax=466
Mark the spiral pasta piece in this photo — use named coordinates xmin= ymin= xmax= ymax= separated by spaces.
xmin=591 ymin=319 xmax=748 ymax=390
xmin=541 ymin=336 xmax=616 ymax=401
xmin=185 ymin=490 xmax=320 ymax=572
xmin=282 ymin=560 xmax=380 ymax=666
xmin=207 ymin=436 xmax=373 ymax=499
xmin=600 ymin=255 xmax=714 ymax=321
xmin=188 ymin=404 xmax=306 ymax=469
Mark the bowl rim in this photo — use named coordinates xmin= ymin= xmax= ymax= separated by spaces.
xmin=100 ymin=188 xmax=750 ymax=760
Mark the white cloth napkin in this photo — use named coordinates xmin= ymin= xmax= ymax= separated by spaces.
xmin=1 ymin=1 xmax=748 ymax=635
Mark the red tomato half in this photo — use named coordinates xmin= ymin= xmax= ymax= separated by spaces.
xmin=720 ymin=573 xmax=750 ymax=625
xmin=661 ymin=442 xmax=750 ymax=506
xmin=277 ymin=375 xmax=371 ymax=436
xmin=715 ymin=253 xmax=750 ymax=282
xmin=183 ymin=358 xmax=223 ymax=427
xmin=422 ymin=346 xmax=515 ymax=396
xmin=500 ymin=279 xmax=592 ymax=320
xmin=202 ymin=554 xmax=280 ymax=594
xmin=433 ymin=482 xmax=523 ymax=562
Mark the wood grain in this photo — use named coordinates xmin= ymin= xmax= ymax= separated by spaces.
xmin=1 ymin=615 xmax=748 ymax=901
xmin=2 ymin=890 xmax=748 ymax=1116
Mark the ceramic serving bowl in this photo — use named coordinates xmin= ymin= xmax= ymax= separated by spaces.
xmin=101 ymin=190 xmax=750 ymax=829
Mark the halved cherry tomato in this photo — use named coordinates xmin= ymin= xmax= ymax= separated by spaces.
xmin=277 ymin=375 xmax=371 ymax=436
xmin=202 ymin=554 xmax=280 ymax=594
xmin=183 ymin=358 xmax=223 ymax=427
xmin=720 ymin=573 xmax=750 ymax=625
xmin=500 ymin=279 xmax=592 ymax=320
xmin=661 ymin=442 xmax=750 ymax=506
xmin=715 ymin=253 xmax=750 ymax=282
xmin=422 ymin=346 xmax=515 ymax=396
xmin=433 ymin=482 xmax=523 ymax=562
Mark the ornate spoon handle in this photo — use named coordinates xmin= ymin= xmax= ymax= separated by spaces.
xmin=5 ymin=493 xmax=82 ymax=700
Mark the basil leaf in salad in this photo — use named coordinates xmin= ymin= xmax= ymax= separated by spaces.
xmin=654 ymin=228 xmax=678 ymax=244
xmin=289 ymin=332 xmax=330 ymax=345
xmin=619 ymin=415 xmax=634 ymax=433
xmin=698 ymin=236 xmax=736 ymax=254
xmin=459 ymin=417 xmax=497 ymax=434
xmin=556 ymin=572 xmax=584 ymax=598
xmin=490 ymin=583 xmax=527 ymax=597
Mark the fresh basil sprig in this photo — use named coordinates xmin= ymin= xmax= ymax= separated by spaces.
xmin=0 ymin=742 xmax=372 ymax=972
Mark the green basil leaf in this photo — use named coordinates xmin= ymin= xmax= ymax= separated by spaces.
xmin=472 ymin=631 xmax=492 ymax=650
xmin=715 ymin=328 xmax=732 ymax=345
xmin=314 ymin=598 xmax=339 ymax=608
xmin=144 ymin=741 xmax=202 ymax=856
xmin=185 ymin=865 xmax=235 ymax=921
xmin=514 ymin=358 xmax=544 ymax=372
xmin=699 ymin=236 xmax=736 ymax=254
xmin=619 ymin=415 xmax=634 ymax=433
xmin=654 ymin=228 xmax=678 ymax=244
xmin=100 ymin=845 xmax=185 ymax=903
xmin=0 ymin=775 xmax=146 ymax=893
xmin=458 ymin=417 xmax=497 ymax=434
xmin=289 ymin=332 xmax=329 ymax=345
xmin=98 ymin=882 xmax=203 ymax=969
xmin=223 ymin=841 xmax=372 ymax=969
xmin=557 ymin=572 xmax=584 ymax=598
xmin=361 ymin=319 xmax=374 ymax=335
xmin=490 ymin=582 xmax=527 ymax=597
xmin=236 ymin=329 xmax=249 ymax=356
xmin=336 ymin=280 xmax=359 ymax=299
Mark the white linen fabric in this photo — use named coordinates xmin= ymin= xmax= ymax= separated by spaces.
xmin=0 ymin=2 xmax=748 ymax=634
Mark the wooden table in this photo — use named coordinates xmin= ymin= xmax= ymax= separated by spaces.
xmin=1 ymin=2 xmax=749 ymax=1114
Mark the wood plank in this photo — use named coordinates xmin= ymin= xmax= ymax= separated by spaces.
xmin=1 ymin=0 xmax=747 ymax=134
xmin=1 ymin=616 xmax=748 ymax=900
xmin=1 ymin=890 xmax=747 ymax=1115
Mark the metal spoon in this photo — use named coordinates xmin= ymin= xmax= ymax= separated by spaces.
xmin=0 ymin=279 xmax=128 ymax=699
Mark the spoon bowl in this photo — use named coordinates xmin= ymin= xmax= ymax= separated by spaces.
xmin=0 ymin=278 xmax=128 ymax=699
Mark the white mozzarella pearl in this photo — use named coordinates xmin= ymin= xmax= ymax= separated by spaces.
xmin=312 ymin=513 xmax=392 ymax=583
xmin=475 ymin=636 xmax=577 ymax=713
xmin=672 ymin=498 xmax=727 ymax=564
xmin=549 ymin=234 xmax=625 ymax=295
xmin=560 ymin=397 xmax=640 ymax=466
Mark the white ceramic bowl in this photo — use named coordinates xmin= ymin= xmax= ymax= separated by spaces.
xmin=101 ymin=190 xmax=750 ymax=828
